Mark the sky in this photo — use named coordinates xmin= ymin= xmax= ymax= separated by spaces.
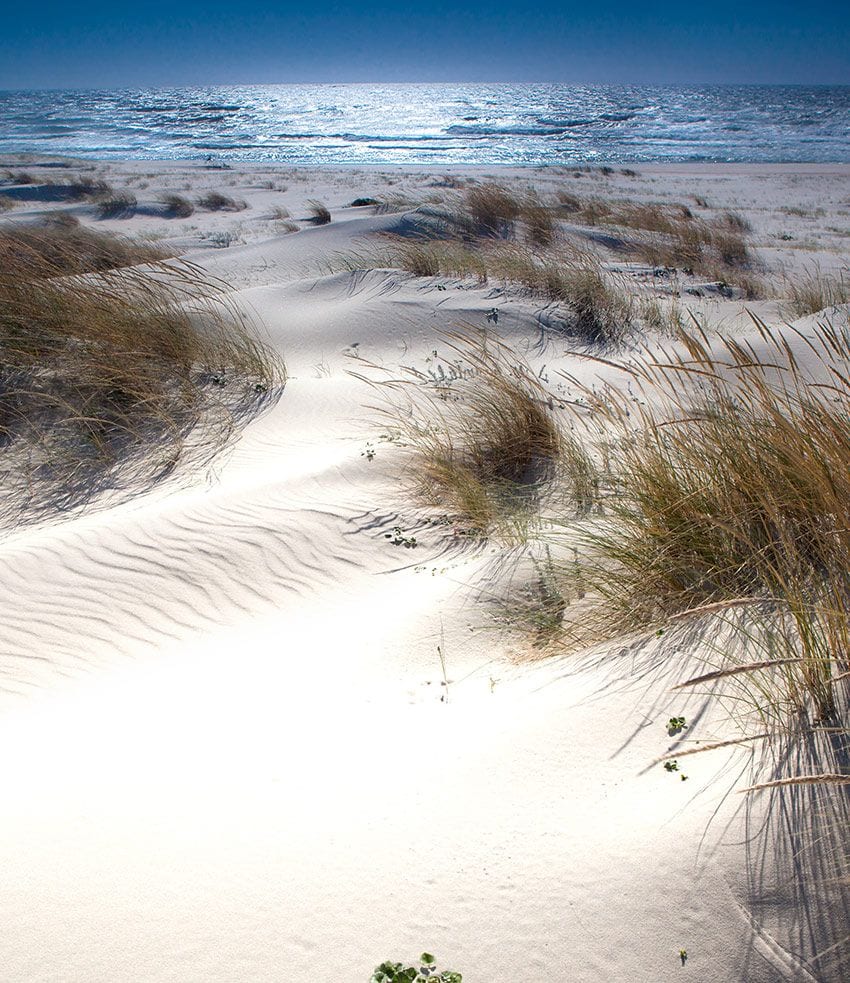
xmin=1 ymin=0 xmax=848 ymax=90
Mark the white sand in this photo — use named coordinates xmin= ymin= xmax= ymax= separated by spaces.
xmin=0 ymin=160 xmax=849 ymax=982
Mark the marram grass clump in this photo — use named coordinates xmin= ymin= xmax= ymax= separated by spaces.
xmin=0 ymin=222 xmax=282 ymax=525
xmin=561 ymin=316 xmax=850 ymax=723
xmin=354 ymin=328 xmax=562 ymax=540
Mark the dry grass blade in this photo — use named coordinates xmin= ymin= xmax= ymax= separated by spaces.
xmin=656 ymin=733 xmax=771 ymax=760
xmin=740 ymin=774 xmax=850 ymax=793
xmin=673 ymin=658 xmax=808 ymax=688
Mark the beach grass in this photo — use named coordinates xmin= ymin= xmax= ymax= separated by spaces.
xmin=557 ymin=316 xmax=850 ymax=723
xmin=354 ymin=327 xmax=562 ymax=539
xmin=159 ymin=193 xmax=195 ymax=218
xmin=307 ymin=199 xmax=331 ymax=225
xmin=196 ymin=191 xmax=247 ymax=212
xmin=783 ymin=267 xmax=850 ymax=318
xmin=0 ymin=222 xmax=282 ymax=524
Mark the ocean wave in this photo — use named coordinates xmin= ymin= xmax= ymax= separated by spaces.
xmin=535 ymin=117 xmax=596 ymax=128
xmin=446 ymin=124 xmax=568 ymax=136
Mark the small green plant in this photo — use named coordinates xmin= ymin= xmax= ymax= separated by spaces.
xmin=667 ymin=716 xmax=687 ymax=735
xmin=385 ymin=526 xmax=417 ymax=548
xmin=664 ymin=760 xmax=688 ymax=779
xmin=371 ymin=953 xmax=461 ymax=983
xmin=679 ymin=948 xmax=688 ymax=966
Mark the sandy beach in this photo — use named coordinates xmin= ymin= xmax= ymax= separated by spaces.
xmin=1 ymin=156 xmax=849 ymax=982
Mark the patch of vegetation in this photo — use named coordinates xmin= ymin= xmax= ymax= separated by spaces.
xmin=371 ymin=953 xmax=461 ymax=983
xmin=355 ymin=329 xmax=562 ymax=540
xmin=306 ymin=199 xmax=331 ymax=225
xmin=196 ymin=191 xmax=247 ymax=212
xmin=159 ymin=193 xmax=195 ymax=218
xmin=783 ymin=267 xmax=850 ymax=318
xmin=97 ymin=191 xmax=137 ymax=219
xmin=563 ymin=318 xmax=850 ymax=724
xmin=0 ymin=222 xmax=282 ymax=525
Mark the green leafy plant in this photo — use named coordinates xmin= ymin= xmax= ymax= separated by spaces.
xmin=667 ymin=716 xmax=687 ymax=735
xmin=385 ymin=526 xmax=417 ymax=548
xmin=663 ymin=760 xmax=690 ymax=781
xmin=371 ymin=953 xmax=462 ymax=983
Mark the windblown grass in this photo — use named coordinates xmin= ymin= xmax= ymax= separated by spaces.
xmin=337 ymin=239 xmax=635 ymax=346
xmin=354 ymin=328 xmax=562 ymax=539
xmin=465 ymin=182 xmax=523 ymax=237
xmin=97 ymin=191 xmax=137 ymax=219
xmin=306 ymin=199 xmax=331 ymax=225
xmin=783 ymin=268 xmax=850 ymax=318
xmin=562 ymin=316 xmax=850 ymax=723
xmin=196 ymin=191 xmax=247 ymax=212
xmin=3 ymin=170 xmax=36 ymax=185
xmin=159 ymin=193 xmax=195 ymax=218
xmin=65 ymin=176 xmax=113 ymax=200
xmin=0 ymin=222 xmax=169 ymax=276
xmin=555 ymin=194 xmax=760 ymax=295
xmin=0 ymin=222 xmax=282 ymax=525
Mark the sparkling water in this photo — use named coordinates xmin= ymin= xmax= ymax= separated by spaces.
xmin=1 ymin=83 xmax=848 ymax=165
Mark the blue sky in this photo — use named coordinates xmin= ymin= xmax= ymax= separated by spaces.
xmin=1 ymin=0 xmax=848 ymax=89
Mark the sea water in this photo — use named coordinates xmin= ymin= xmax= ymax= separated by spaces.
xmin=1 ymin=83 xmax=848 ymax=165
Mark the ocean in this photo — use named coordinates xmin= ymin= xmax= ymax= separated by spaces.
xmin=1 ymin=83 xmax=849 ymax=166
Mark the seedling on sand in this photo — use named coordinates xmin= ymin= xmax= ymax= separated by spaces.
xmin=385 ymin=526 xmax=417 ymax=548
xmin=371 ymin=953 xmax=461 ymax=983
xmin=664 ymin=760 xmax=688 ymax=780
xmin=667 ymin=717 xmax=688 ymax=735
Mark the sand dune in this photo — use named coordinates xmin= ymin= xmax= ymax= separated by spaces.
xmin=0 ymin=160 xmax=849 ymax=982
